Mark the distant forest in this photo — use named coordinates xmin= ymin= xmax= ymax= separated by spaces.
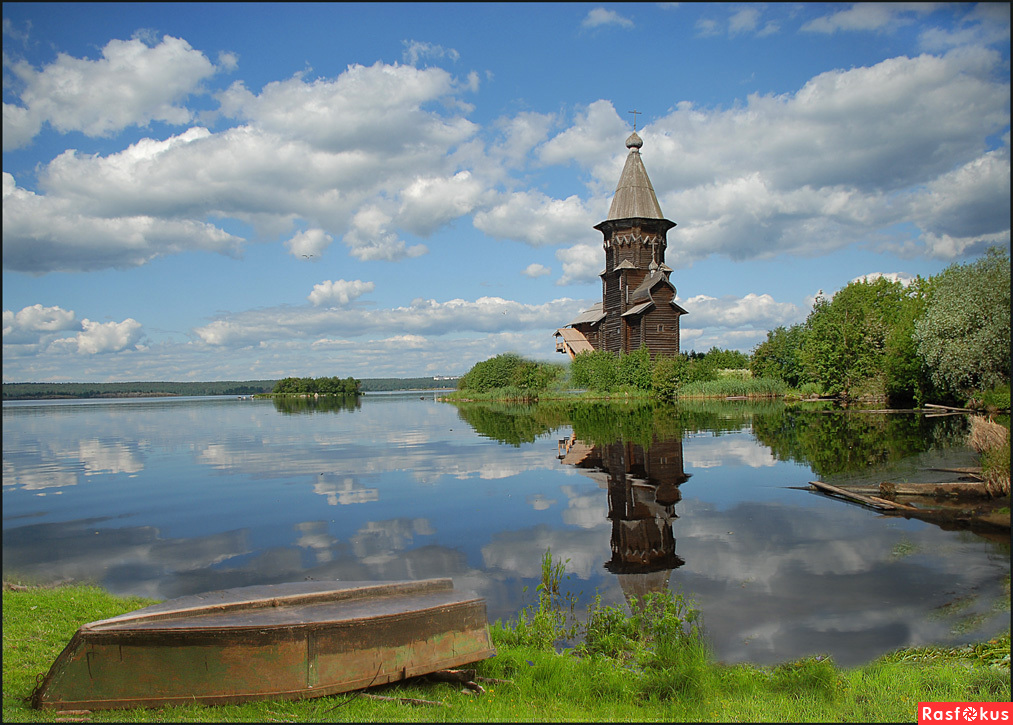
xmin=2 ymin=377 xmax=460 ymax=400
xmin=361 ymin=377 xmax=459 ymax=392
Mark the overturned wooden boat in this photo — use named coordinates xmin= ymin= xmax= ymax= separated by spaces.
xmin=32 ymin=578 xmax=495 ymax=711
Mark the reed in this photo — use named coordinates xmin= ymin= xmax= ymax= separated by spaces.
xmin=970 ymin=415 xmax=1009 ymax=453
xmin=678 ymin=376 xmax=788 ymax=398
xmin=969 ymin=415 xmax=1011 ymax=497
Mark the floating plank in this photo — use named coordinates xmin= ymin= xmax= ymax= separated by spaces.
xmin=923 ymin=403 xmax=972 ymax=413
xmin=880 ymin=481 xmax=989 ymax=498
xmin=926 ymin=467 xmax=983 ymax=477
xmin=808 ymin=481 xmax=918 ymax=511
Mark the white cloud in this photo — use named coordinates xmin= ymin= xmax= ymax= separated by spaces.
xmin=9 ymin=304 xmax=78 ymax=332
xmin=307 ymin=279 xmax=376 ymax=307
xmin=285 ymin=229 xmax=333 ymax=259
xmin=694 ymin=7 xmax=779 ymax=38
xmin=397 ymin=171 xmax=486 ymax=236
xmin=625 ymin=48 xmax=1011 ymax=264
xmin=681 ymin=293 xmax=803 ymax=331
xmin=850 ymin=272 xmax=918 ymax=287
xmin=539 ymin=100 xmax=629 ymax=189
xmin=216 ymin=50 xmax=239 ymax=71
xmin=2 ymin=101 xmax=40 ymax=151
xmin=489 ymin=111 xmax=555 ymax=168
xmin=685 ymin=436 xmax=778 ymax=469
xmin=4 ymin=35 xmax=225 ymax=149
xmin=38 ymin=125 xmax=354 ymax=222
xmin=2 ymin=171 xmax=244 ymax=274
xmin=581 ymin=7 xmax=634 ymax=30
xmin=695 ymin=17 xmax=721 ymax=37
xmin=646 ymin=49 xmax=1009 ymax=193
xmin=555 ymin=243 xmax=602 ymax=286
xmin=2 ymin=17 xmax=31 ymax=45
xmin=3 ymin=304 xmax=79 ymax=346
xmin=522 ymin=263 xmax=551 ymax=278
xmin=51 ymin=318 xmax=144 ymax=354
xmin=801 ymin=3 xmax=937 ymax=34
xmin=402 ymin=39 xmax=460 ymax=66
xmin=193 ymin=296 xmax=587 ymax=348
xmin=8 ymin=57 xmax=488 ymax=274
xmin=216 ymin=61 xmax=476 ymax=154
xmin=473 ymin=191 xmax=597 ymax=247
xmin=343 ymin=205 xmax=428 ymax=262
xmin=19 ymin=42 xmax=1002 ymax=280
xmin=918 ymin=229 xmax=1010 ymax=259
xmin=728 ymin=7 xmax=761 ymax=35
xmin=904 ymin=146 xmax=1011 ymax=248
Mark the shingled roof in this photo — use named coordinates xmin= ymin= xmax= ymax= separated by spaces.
xmin=606 ymin=131 xmax=666 ymax=221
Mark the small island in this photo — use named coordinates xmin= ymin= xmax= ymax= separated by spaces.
xmin=267 ymin=376 xmax=362 ymax=397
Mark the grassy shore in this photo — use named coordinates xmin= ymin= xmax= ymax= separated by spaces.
xmin=3 ymin=580 xmax=1009 ymax=723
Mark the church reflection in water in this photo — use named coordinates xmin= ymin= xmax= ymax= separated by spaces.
xmin=558 ymin=434 xmax=691 ymax=602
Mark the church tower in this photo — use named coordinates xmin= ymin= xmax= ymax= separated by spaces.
xmin=555 ymin=129 xmax=686 ymax=359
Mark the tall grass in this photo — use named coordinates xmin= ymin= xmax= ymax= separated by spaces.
xmin=678 ymin=376 xmax=788 ymax=398
xmin=969 ymin=415 xmax=1011 ymax=497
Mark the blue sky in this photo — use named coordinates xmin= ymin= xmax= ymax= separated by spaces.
xmin=3 ymin=2 xmax=1010 ymax=382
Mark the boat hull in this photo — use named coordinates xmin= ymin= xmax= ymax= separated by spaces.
xmin=32 ymin=578 xmax=496 ymax=711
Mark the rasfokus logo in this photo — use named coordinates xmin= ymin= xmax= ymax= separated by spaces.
xmin=920 ymin=703 xmax=1012 ymax=723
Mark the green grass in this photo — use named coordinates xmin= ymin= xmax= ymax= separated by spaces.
xmin=678 ymin=376 xmax=789 ymax=398
xmin=3 ymin=581 xmax=1009 ymax=723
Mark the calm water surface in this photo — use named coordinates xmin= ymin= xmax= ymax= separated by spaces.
xmin=3 ymin=394 xmax=1008 ymax=666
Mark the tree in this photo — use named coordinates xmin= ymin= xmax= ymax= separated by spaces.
xmin=882 ymin=279 xmax=932 ymax=405
xmin=913 ymin=247 xmax=1011 ymax=397
xmin=798 ymin=277 xmax=909 ymax=398
xmin=457 ymin=353 xmax=563 ymax=393
xmin=272 ymin=376 xmax=360 ymax=395
xmin=702 ymin=347 xmax=750 ymax=370
xmin=750 ymin=324 xmax=805 ymax=387
xmin=458 ymin=353 xmax=523 ymax=392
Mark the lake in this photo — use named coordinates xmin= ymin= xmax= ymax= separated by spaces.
xmin=3 ymin=393 xmax=1008 ymax=667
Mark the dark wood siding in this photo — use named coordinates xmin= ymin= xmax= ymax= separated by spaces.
xmin=642 ymin=308 xmax=682 ymax=358
xmin=591 ymin=216 xmax=681 ymax=360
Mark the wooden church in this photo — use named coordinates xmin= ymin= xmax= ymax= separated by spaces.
xmin=555 ymin=129 xmax=686 ymax=359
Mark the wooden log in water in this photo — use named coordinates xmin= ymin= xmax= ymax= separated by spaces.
xmin=923 ymin=403 xmax=972 ymax=413
xmin=880 ymin=481 xmax=989 ymax=498
xmin=809 ymin=481 xmax=917 ymax=511
xmin=927 ymin=467 xmax=983 ymax=478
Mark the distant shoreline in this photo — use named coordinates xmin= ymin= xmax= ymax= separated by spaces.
xmin=4 ymin=392 xmax=181 ymax=400
xmin=3 ymin=377 xmax=459 ymax=401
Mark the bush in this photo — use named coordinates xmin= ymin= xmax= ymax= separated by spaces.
xmin=795 ymin=382 xmax=824 ymax=398
xmin=970 ymin=385 xmax=1011 ymax=413
xmin=458 ymin=353 xmax=564 ymax=394
xmin=652 ymin=354 xmax=687 ymax=401
xmin=580 ymin=589 xmax=711 ymax=699
xmin=619 ymin=347 xmax=653 ymax=390
xmin=571 ymin=350 xmax=621 ymax=392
